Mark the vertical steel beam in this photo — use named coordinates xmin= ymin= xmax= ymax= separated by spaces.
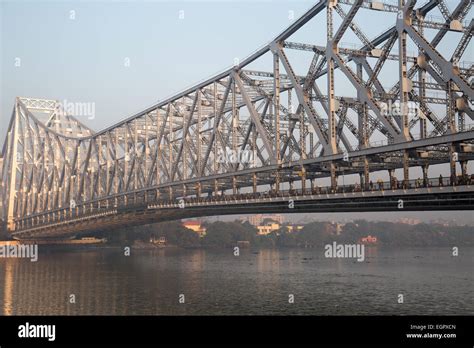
xmin=403 ymin=150 xmax=409 ymax=188
xmin=417 ymin=13 xmax=427 ymax=139
xmin=6 ymin=101 xmax=20 ymax=231
xmin=327 ymin=2 xmax=339 ymax=190
xmin=363 ymin=158 xmax=369 ymax=190
xmin=169 ymin=106 xmax=173 ymax=184
xmin=274 ymin=52 xmax=281 ymax=164
xmin=252 ymin=173 xmax=257 ymax=194
xmin=388 ymin=169 xmax=395 ymax=189
xmin=273 ymin=53 xmax=281 ymax=193
xmin=398 ymin=0 xmax=411 ymax=141
xmin=134 ymin=119 xmax=139 ymax=192
xmin=197 ymin=90 xmax=202 ymax=177
xmin=156 ymin=110 xmax=161 ymax=190
xmin=422 ymin=163 xmax=429 ymax=187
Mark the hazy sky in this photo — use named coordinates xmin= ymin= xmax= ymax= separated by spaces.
xmin=0 ymin=0 xmax=472 ymax=224
xmin=1 ymin=0 xmax=328 ymax=137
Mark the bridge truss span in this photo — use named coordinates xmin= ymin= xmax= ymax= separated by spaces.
xmin=1 ymin=0 xmax=473 ymax=239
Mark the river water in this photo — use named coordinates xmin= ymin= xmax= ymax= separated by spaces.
xmin=0 ymin=247 xmax=472 ymax=315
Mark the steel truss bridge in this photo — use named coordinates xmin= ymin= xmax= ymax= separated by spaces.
xmin=1 ymin=0 xmax=473 ymax=239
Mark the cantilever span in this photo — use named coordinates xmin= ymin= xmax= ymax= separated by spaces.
xmin=1 ymin=0 xmax=473 ymax=239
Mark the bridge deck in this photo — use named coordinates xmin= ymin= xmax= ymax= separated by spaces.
xmin=12 ymin=180 xmax=474 ymax=239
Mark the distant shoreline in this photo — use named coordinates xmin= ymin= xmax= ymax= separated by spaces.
xmin=0 ymin=244 xmax=467 ymax=252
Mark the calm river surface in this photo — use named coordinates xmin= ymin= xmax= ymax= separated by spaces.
xmin=0 ymin=247 xmax=472 ymax=315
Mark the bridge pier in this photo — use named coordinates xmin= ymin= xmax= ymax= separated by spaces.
xmin=422 ymin=164 xmax=429 ymax=188
xmin=461 ymin=160 xmax=468 ymax=181
xmin=275 ymin=170 xmax=280 ymax=194
xmin=388 ymin=169 xmax=395 ymax=190
xmin=450 ymin=144 xmax=457 ymax=186
xmin=196 ymin=183 xmax=201 ymax=198
xmin=301 ymin=167 xmax=306 ymax=194
xmin=330 ymin=163 xmax=337 ymax=191
xmin=403 ymin=150 xmax=410 ymax=189
xmin=214 ymin=179 xmax=219 ymax=197
xmin=363 ymin=157 xmax=369 ymax=191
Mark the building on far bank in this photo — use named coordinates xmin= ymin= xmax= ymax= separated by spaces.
xmin=396 ymin=218 xmax=421 ymax=225
xmin=246 ymin=214 xmax=284 ymax=226
xmin=182 ymin=220 xmax=207 ymax=237
xmin=286 ymin=225 xmax=304 ymax=233
xmin=335 ymin=222 xmax=345 ymax=236
xmin=257 ymin=222 xmax=280 ymax=235
xmin=150 ymin=236 xmax=167 ymax=246
xmin=431 ymin=218 xmax=455 ymax=227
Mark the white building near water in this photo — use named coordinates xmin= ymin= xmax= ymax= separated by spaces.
xmin=257 ymin=222 xmax=280 ymax=235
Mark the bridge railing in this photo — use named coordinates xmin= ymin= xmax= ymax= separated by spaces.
xmin=181 ymin=176 xmax=472 ymax=203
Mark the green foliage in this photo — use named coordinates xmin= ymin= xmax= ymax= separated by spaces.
xmin=202 ymin=221 xmax=258 ymax=247
xmin=94 ymin=219 xmax=473 ymax=249
xmin=97 ymin=220 xmax=200 ymax=248
xmin=339 ymin=221 xmax=474 ymax=246
xmin=153 ymin=221 xmax=201 ymax=248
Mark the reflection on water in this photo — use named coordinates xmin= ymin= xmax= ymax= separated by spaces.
xmin=0 ymin=247 xmax=472 ymax=315
xmin=3 ymin=260 xmax=13 ymax=316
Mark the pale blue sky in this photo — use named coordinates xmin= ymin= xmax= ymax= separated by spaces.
xmin=0 ymin=0 xmax=320 ymax=136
